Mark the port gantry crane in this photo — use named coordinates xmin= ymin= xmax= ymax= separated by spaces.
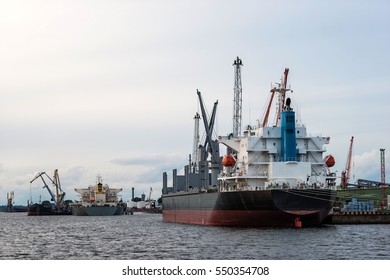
xmin=30 ymin=169 xmax=66 ymax=207
xmin=341 ymin=136 xmax=354 ymax=188
xmin=6 ymin=191 xmax=14 ymax=211
xmin=147 ymin=187 xmax=153 ymax=208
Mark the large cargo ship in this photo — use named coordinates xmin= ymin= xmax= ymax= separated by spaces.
xmin=162 ymin=64 xmax=337 ymax=227
xmin=71 ymin=176 xmax=126 ymax=216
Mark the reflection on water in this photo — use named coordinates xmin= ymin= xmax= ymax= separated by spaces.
xmin=0 ymin=212 xmax=389 ymax=260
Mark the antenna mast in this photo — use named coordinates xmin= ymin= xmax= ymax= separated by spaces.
xmin=275 ymin=68 xmax=289 ymax=127
xmin=232 ymin=56 xmax=243 ymax=137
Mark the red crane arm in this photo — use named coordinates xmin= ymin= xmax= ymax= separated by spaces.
xmin=341 ymin=136 xmax=354 ymax=188
xmin=262 ymin=90 xmax=275 ymax=127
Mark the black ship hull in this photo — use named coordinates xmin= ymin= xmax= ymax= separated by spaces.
xmin=162 ymin=189 xmax=336 ymax=227
xmin=27 ymin=201 xmax=72 ymax=216
xmin=0 ymin=205 xmax=28 ymax=212
xmin=71 ymin=205 xmax=124 ymax=216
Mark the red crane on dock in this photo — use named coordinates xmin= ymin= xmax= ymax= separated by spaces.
xmin=341 ymin=136 xmax=354 ymax=188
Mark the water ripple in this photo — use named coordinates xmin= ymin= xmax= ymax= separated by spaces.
xmin=0 ymin=212 xmax=389 ymax=259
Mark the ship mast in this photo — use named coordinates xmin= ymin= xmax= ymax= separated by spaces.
xmin=232 ymin=57 xmax=243 ymax=137
xmin=275 ymin=68 xmax=290 ymax=127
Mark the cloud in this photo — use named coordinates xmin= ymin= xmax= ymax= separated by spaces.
xmin=112 ymin=154 xmax=182 ymax=166
xmin=352 ymin=149 xmax=388 ymax=183
xmin=111 ymin=153 xmax=187 ymax=183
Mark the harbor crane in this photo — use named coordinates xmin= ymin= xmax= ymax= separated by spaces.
xmin=30 ymin=169 xmax=66 ymax=206
xmin=380 ymin=148 xmax=386 ymax=208
xmin=146 ymin=187 xmax=153 ymax=209
xmin=6 ymin=191 xmax=14 ymax=211
xmin=341 ymin=136 xmax=354 ymax=188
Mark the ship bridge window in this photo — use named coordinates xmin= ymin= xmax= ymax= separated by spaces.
xmin=286 ymin=116 xmax=294 ymax=122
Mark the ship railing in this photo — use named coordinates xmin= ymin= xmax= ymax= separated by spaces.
xmin=280 ymin=157 xmax=298 ymax=162
xmin=307 ymin=133 xmax=323 ymax=138
xmin=267 ymin=156 xmax=301 ymax=162
xmin=220 ymin=183 xmax=334 ymax=192
xmin=265 ymin=182 xmax=332 ymax=190
xmin=219 ymin=185 xmax=261 ymax=192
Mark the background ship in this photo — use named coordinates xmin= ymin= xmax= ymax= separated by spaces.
xmin=71 ymin=175 xmax=126 ymax=216
xmin=162 ymin=60 xmax=337 ymax=227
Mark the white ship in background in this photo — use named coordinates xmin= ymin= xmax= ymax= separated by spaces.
xmin=71 ymin=175 xmax=126 ymax=216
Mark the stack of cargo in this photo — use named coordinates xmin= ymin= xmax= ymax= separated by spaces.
xmin=343 ymin=198 xmax=374 ymax=212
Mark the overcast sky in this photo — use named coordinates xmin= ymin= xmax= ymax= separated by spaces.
xmin=1 ymin=0 xmax=389 ymax=205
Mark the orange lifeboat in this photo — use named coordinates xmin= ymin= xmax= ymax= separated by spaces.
xmin=324 ymin=155 xmax=335 ymax=167
xmin=222 ymin=154 xmax=236 ymax=167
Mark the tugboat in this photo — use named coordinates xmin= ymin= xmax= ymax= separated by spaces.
xmin=162 ymin=64 xmax=337 ymax=227
xmin=71 ymin=175 xmax=126 ymax=216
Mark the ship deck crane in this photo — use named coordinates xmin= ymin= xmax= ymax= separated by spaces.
xmin=197 ymin=89 xmax=219 ymax=163
xmin=262 ymin=68 xmax=290 ymax=127
xmin=197 ymin=89 xmax=220 ymax=187
xmin=261 ymin=89 xmax=276 ymax=128
xmin=341 ymin=136 xmax=354 ymax=188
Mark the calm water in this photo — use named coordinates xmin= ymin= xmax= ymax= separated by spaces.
xmin=0 ymin=212 xmax=389 ymax=260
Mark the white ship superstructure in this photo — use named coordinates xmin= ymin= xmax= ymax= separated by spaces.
xmin=75 ymin=176 xmax=122 ymax=207
xmin=72 ymin=176 xmax=125 ymax=216
xmin=218 ymin=124 xmax=336 ymax=190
